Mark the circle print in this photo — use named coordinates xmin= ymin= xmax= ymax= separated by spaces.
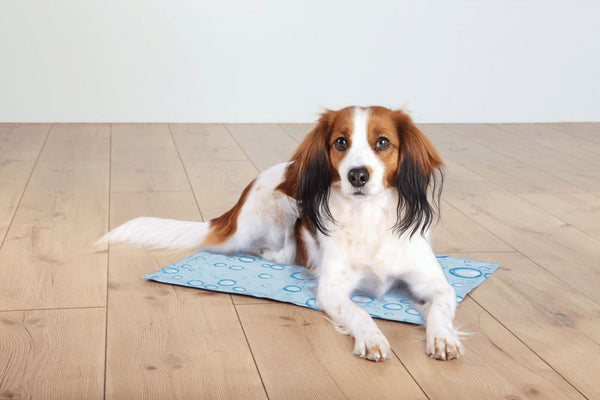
xmin=351 ymin=295 xmax=374 ymax=304
xmin=187 ymin=280 xmax=204 ymax=287
xmin=204 ymin=284 xmax=218 ymax=290
xmin=238 ymin=256 xmax=256 ymax=263
xmin=270 ymin=264 xmax=285 ymax=270
xmin=218 ymin=279 xmax=236 ymax=286
xmin=229 ymin=265 xmax=244 ymax=271
xmin=261 ymin=284 xmax=272 ymax=288
xmin=383 ymin=303 xmax=403 ymax=310
xmin=452 ymin=282 xmax=465 ymax=288
xmin=449 ymin=267 xmax=482 ymax=279
xmin=172 ymin=275 xmax=183 ymax=280
xmin=283 ymin=285 xmax=302 ymax=292
xmin=291 ymin=271 xmax=316 ymax=281
xmin=213 ymin=262 xmax=227 ymax=268
xmin=258 ymin=273 xmax=272 ymax=279
xmin=162 ymin=267 xmax=179 ymax=274
xmin=233 ymin=287 xmax=246 ymax=292
xmin=193 ymin=256 xmax=206 ymax=261
xmin=405 ymin=308 xmax=421 ymax=316
xmin=306 ymin=298 xmax=318 ymax=308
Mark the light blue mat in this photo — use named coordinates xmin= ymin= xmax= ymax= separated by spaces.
xmin=144 ymin=252 xmax=499 ymax=324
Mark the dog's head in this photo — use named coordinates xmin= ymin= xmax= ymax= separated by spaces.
xmin=290 ymin=106 xmax=443 ymax=236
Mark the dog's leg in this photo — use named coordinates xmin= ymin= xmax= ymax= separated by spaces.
xmin=402 ymin=251 xmax=464 ymax=360
xmin=317 ymin=255 xmax=391 ymax=362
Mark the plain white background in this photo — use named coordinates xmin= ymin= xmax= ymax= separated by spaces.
xmin=0 ymin=1 xmax=598 ymax=123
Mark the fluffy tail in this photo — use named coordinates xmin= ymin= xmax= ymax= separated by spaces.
xmin=95 ymin=217 xmax=211 ymax=253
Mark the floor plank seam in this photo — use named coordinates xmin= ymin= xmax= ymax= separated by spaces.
xmin=469 ymin=296 xmax=591 ymax=400
xmin=516 ymin=193 xmax=600 ymax=242
xmin=167 ymin=123 xmax=206 ymax=222
xmin=0 ymin=124 xmax=52 ymax=250
xmin=391 ymin=349 xmax=431 ymax=400
xmin=230 ymin=296 xmax=271 ymax=400
xmin=224 ymin=125 xmax=262 ymax=173
xmin=103 ymin=123 xmax=113 ymax=400
xmin=440 ymin=200 xmax=519 ymax=254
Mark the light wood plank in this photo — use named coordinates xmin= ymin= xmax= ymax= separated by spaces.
xmin=454 ymin=252 xmax=600 ymax=399
xmin=0 ymin=308 xmax=105 ymax=400
xmin=0 ymin=125 xmax=109 ymax=310
xmin=494 ymin=123 xmax=600 ymax=167
xmin=0 ymin=123 xmax=50 ymax=150
xmin=169 ymin=123 xmax=247 ymax=161
xmin=227 ymin=124 xmax=297 ymax=171
xmin=111 ymin=124 xmax=190 ymax=192
xmin=453 ymin=123 xmax=600 ymax=193
xmin=182 ymin=159 xmax=258 ymax=220
xmin=105 ymin=192 xmax=266 ymax=400
xmin=379 ymin=298 xmax=585 ymax=400
xmin=431 ymin=200 xmax=512 ymax=253
xmin=236 ymin=303 xmax=427 ymax=400
xmin=519 ymin=192 xmax=600 ymax=240
xmin=0 ymin=150 xmax=40 ymax=243
xmin=443 ymin=180 xmax=600 ymax=303
xmin=278 ymin=123 xmax=315 ymax=143
xmin=421 ymin=124 xmax=585 ymax=194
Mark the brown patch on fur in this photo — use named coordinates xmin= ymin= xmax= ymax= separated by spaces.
xmin=368 ymin=107 xmax=402 ymax=188
xmin=276 ymin=108 xmax=354 ymax=198
xmin=327 ymin=107 xmax=355 ymax=180
xmin=203 ymin=179 xmax=256 ymax=246
xmin=392 ymin=109 xmax=443 ymax=184
xmin=293 ymin=218 xmax=308 ymax=266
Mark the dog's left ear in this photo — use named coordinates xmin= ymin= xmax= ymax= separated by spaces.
xmin=392 ymin=110 xmax=444 ymax=236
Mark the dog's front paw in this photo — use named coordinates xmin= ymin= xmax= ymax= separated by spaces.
xmin=426 ymin=332 xmax=464 ymax=360
xmin=353 ymin=331 xmax=391 ymax=362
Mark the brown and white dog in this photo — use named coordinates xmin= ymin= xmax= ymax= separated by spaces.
xmin=98 ymin=106 xmax=463 ymax=361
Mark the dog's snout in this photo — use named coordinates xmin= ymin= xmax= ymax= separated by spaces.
xmin=348 ymin=167 xmax=370 ymax=187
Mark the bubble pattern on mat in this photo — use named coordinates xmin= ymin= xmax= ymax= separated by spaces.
xmin=144 ymin=252 xmax=499 ymax=325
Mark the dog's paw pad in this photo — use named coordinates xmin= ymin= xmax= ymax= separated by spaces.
xmin=353 ymin=332 xmax=391 ymax=362
xmin=427 ymin=336 xmax=464 ymax=361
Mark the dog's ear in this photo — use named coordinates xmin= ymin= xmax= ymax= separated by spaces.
xmin=392 ymin=110 xmax=444 ymax=236
xmin=286 ymin=110 xmax=337 ymax=235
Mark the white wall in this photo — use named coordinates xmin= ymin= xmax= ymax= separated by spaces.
xmin=0 ymin=1 xmax=598 ymax=123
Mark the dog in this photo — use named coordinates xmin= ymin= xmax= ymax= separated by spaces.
xmin=98 ymin=106 xmax=464 ymax=361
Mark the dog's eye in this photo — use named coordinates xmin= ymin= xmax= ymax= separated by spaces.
xmin=375 ymin=137 xmax=391 ymax=151
xmin=334 ymin=137 xmax=348 ymax=151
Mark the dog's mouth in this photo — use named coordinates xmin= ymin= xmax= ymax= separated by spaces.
xmin=352 ymin=189 xmax=366 ymax=196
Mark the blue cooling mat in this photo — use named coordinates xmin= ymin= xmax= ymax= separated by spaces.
xmin=144 ymin=252 xmax=499 ymax=324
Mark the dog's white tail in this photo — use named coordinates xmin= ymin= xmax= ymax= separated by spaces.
xmin=95 ymin=217 xmax=211 ymax=253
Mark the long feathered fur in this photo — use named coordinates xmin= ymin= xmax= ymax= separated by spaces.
xmin=95 ymin=217 xmax=211 ymax=253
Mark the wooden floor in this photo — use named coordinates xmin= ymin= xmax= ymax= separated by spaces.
xmin=0 ymin=121 xmax=598 ymax=400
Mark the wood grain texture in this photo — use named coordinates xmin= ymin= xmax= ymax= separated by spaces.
xmin=105 ymin=192 xmax=266 ymax=400
xmin=236 ymin=303 xmax=427 ymax=400
xmin=0 ymin=124 xmax=109 ymax=310
xmin=379 ymin=298 xmax=585 ymax=400
xmin=111 ymin=124 xmax=190 ymax=192
xmin=0 ymin=308 xmax=105 ymax=400
xmin=443 ymin=180 xmax=600 ymax=303
xmin=431 ymin=200 xmax=512 ymax=253
xmin=453 ymin=252 xmax=600 ymax=399
xmin=169 ymin=123 xmax=247 ymax=161
xmin=227 ymin=124 xmax=297 ymax=171
xmin=0 ymin=124 xmax=49 ymax=246
xmin=421 ymin=124 xmax=585 ymax=194
xmin=0 ymin=122 xmax=598 ymax=399
xmin=519 ymin=192 xmax=600 ymax=240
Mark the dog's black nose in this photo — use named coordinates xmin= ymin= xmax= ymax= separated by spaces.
xmin=348 ymin=167 xmax=370 ymax=187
